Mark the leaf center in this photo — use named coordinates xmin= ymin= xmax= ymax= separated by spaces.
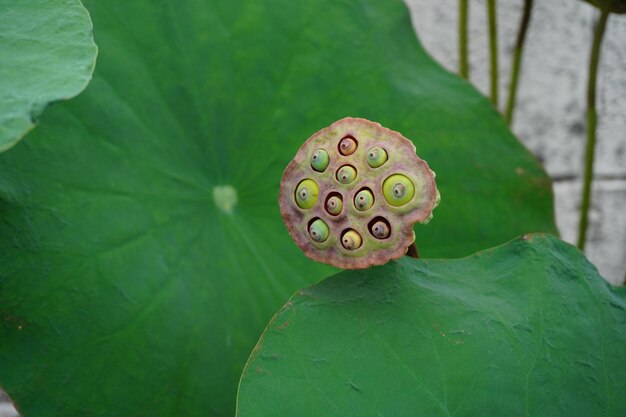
xmin=213 ymin=185 xmax=238 ymax=214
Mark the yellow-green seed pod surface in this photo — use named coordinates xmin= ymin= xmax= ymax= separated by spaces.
xmin=309 ymin=219 xmax=330 ymax=242
xmin=311 ymin=149 xmax=329 ymax=172
xmin=354 ymin=189 xmax=374 ymax=211
xmin=336 ymin=165 xmax=357 ymax=184
xmin=341 ymin=230 xmax=362 ymax=250
xmin=367 ymin=147 xmax=388 ymax=168
xmin=326 ymin=195 xmax=343 ymax=215
xmin=295 ymin=179 xmax=319 ymax=209
xmin=383 ymin=174 xmax=415 ymax=206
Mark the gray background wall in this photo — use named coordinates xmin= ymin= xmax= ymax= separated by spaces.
xmin=0 ymin=392 xmax=16 ymax=417
xmin=1 ymin=0 xmax=624 ymax=415
xmin=407 ymin=0 xmax=626 ymax=285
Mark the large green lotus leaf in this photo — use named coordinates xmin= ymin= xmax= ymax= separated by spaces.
xmin=0 ymin=0 xmax=97 ymax=152
xmin=0 ymin=0 xmax=556 ymax=416
xmin=238 ymin=234 xmax=626 ymax=417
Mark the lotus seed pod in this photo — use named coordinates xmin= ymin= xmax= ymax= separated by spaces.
xmin=295 ymin=179 xmax=319 ymax=209
xmin=309 ymin=219 xmax=330 ymax=242
xmin=341 ymin=230 xmax=362 ymax=250
xmin=326 ymin=195 xmax=343 ymax=215
xmin=311 ymin=149 xmax=329 ymax=172
xmin=339 ymin=137 xmax=357 ymax=155
xmin=383 ymin=174 xmax=415 ymax=206
xmin=336 ymin=165 xmax=357 ymax=184
xmin=354 ymin=189 xmax=374 ymax=211
xmin=367 ymin=147 xmax=388 ymax=168
xmin=279 ymin=117 xmax=440 ymax=269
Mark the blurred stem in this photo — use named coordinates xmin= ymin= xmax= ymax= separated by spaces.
xmin=487 ymin=0 xmax=499 ymax=106
xmin=406 ymin=241 xmax=419 ymax=259
xmin=459 ymin=0 xmax=469 ymax=79
xmin=505 ymin=0 xmax=533 ymax=125
xmin=577 ymin=5 xmax=611 ymax=250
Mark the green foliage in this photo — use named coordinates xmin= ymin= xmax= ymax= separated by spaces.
xmin=584 ymin=0 xmax=626 ymax=14
xmin=0 ymin=0 xmax=97 ymax=152
xmin=238 ymin=235 xmax=626 ymax=417
xmin=0 ymin=0 xmax=556 ymax=416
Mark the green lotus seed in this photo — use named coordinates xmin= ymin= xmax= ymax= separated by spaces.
xmin=295 ymin=179 xmax=319 ymax=209
xmin=341 ymin=230 xmax=362 ymax=250
xmin=309 ymin=219 xmax=329 ymax=242
xmin=311 ymin=149 xmax=329 ymax=172
xmin=367 ymin=147 xmax=388 ymax=168
xmin=383 ymin=174 xmax=415 ymax=206
xmin=371 ymin=220 xmax=390 ymax=239
xmin=339 ymin=137 xmax=357 ymax=155
xmin=326 ymin=195 xmax=343 ymax=215
xmin=336 ymin=165 xmax=357 ymax=184
xmin=354 ymin=189 xmax=374 ymax=211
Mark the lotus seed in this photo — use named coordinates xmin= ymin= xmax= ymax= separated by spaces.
xmin=341 ymin=230 xmax=362 ymax=250
xmin=371 ymin=220 xmax=390 ymax=239
xmin=311 ymin=149 xmax=329 ymax=172
xmin=295 ymin=179 xmax=319 ymax=209
xmin=336 ymin=165 xmax=357 ymax=184
xmin=354 ymin=189 xmax=374 ymax=211
xmin=339 ymin=137 xmax=357 ymax=155
xmin=367 ymin=147 xmax=388 ymax=168
xmin=326 ymin=195 xmax=343 ymax=215
xmin=383 ymin=174 xmax=415 ymax=206
xmin=309 ymin=219 xmax=330 ymax=242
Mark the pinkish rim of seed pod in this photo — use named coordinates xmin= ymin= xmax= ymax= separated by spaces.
xmin=279 ymin=117 xmax=439 ymax=269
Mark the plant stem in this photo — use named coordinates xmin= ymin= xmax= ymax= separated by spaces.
xmin=459 ymin=0 xmax=469 ymax=79
xmin=505 ymin=0 xmax=533 ymax=125
xmin=577 ymin=5 xmax=611 ymax=250
xmin=487 ymin=0 xmax=499 ymax=106
xmin=406 ymin=241 xmax=419 ymax=259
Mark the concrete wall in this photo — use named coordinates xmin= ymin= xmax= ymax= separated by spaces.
xmin=406 ymin=0 xmax=626 ymax=284
xmin=0 ymin=392 xmax=16 ymax=417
